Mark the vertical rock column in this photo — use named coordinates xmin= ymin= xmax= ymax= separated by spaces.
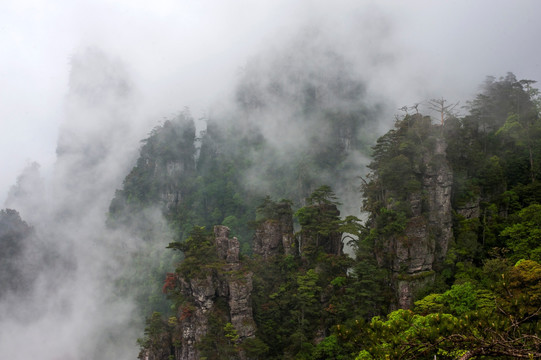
xmin=252 ymin=201 xmax=296 ymax=258
xmin=392 ymin=136 xmax=453 ymax=309
xmin=174 ymin=226 xmax=256 ymax=360
xmin=214 ymin=225 xmax=256 ymax=341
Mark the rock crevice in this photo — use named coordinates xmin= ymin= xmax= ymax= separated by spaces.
xmin=175 ymin=226 xmax=256 ymax=360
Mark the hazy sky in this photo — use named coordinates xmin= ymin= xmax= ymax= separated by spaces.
xmin=2 ymin=0 xmax=541 ymax=205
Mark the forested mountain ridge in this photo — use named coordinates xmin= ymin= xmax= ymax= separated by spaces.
xmin=2 ymin=63 xmax=540 ymax=359
xmin=106 ymin=43 xmax=385 ymax=355
xmin=126 ymin=73 xmax=541 ymax=359
xmin=362 ymin=113 xmax=454 ymax=310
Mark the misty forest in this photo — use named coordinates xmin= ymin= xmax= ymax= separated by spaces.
xmin=2 ymin=10 xmax=541 ymax=360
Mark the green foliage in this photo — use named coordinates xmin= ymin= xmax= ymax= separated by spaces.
xmin=223 ymin=322 xmax=240 ymax=344
xmin=312 ymin=335 xmax=342 ymax=360
xmin=137 ymin=312 xmax=173 ymax=360
xmin=110 ymin=112 xmax=197 ymax=214
xmin=197 ymin=299 xmax=240 ymax=360
xmin=255 ymin=196 xmax=293 ymax=224
xmin=498 ymin=259 xmax=541 ymax=318
xmin=500 ymin=204 xmax=541 ymax=262
xmin=349 ymin=230 xmax=389 ymax=319
xmin=364 ymin=114 xmax=435 ymax=212
xmin=128 ymin=73 xmax=541 ymax=359
xmin=295 ymin=269 xmax=321 ymax=320
xmin=352 ymin=262 xmax=541 ymax=359
xmin=241 ymin=337 xmax=269 ymax=358
xmin=0 ymin=209 xmax=34 ymax=296
xmin=413 ymin=293 xmax=445 ymax=315
xmin=305 ymin=185 xmax=340 ymax=206
xmin=249 ymin=253 xmax=299 ymax=358
xmin=168 ymin=226 xmax=219 ymax=280
xmin=295 ymin=186 xmax=345 ymax=260
xmin=440 ymin=283 xmax=480 ymax=316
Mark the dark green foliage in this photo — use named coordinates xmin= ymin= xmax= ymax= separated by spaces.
xmin=255 ymin=196 xmax=293 ymax=223
xmin=0 ymin=209 xmax=33 ymax=296
xmin=0 ymin=209 xmax=31 ymax=258
xmin=111 ymin=112 xmax=196 ymax=211
xmin=437 ymin=74 xmax=541 ymax=289
xmin=188 ymin=119 xmax=258 ymax=246
xmin=242 ymin=187 xmax=362 ymax=359
xmin=249 ymin=254 xmax=298 ymax=358
xmin=362 ymin=114 xmax=436 ymax=228
xmin=197 ymin=299 xmax=240 ymax=360
xmin=500 ymin=203 xmax=541 ymax=262
xmin=241 ymin=337 xmax=269 ymax=358
xmin=295 ymin=186 xmax=353 ymax=261
xmin=249 ymin=252 xmax=356 ymax=359
xmin=129 ymin=72 xmax=541 ymax=359
xmin=167 ymin=226 xmax=219 ymax=280
xmin=349 ymin=261 xmax=541 ymax=359
xmin=137 ymin=312 xmax=173 ymax=360
xmin=349 ymin=232 xmax=389 ymax=319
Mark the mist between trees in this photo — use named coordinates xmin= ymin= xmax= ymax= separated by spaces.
xmin=1 ymin=19 xmax=541 ymax=360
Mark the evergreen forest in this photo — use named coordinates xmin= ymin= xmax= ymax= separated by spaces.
xmin=120 ymin=72 xmax=541 ymax=359
xmin=2 ymin=55 xmax=541 ymax=359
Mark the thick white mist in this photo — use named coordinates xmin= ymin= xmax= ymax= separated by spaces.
xmin=0 ymin=48 xmax=156 ymax=360
xmin=2 ymin=2 xmax=541 ymax=359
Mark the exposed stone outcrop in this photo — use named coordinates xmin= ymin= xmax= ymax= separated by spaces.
xmin=176 ymin=276 xmax=217 ymax=360
xmin=215 ymin=225 xmax=241 ymax=263
xmin=387 ymin=136 xmax=453 ymax=309
xmin=159 ymin=160 xmax=184 ymax=209
xmin=456 ymin=197 xmax=480 ymax=219
xmin=423 ymin=138 xmax=453 ymax=263
xmin=253 ymin=220 xmax=284 ymax=259
xmin=174 ymin=226 xmax=256 ymax=360
xmin=253 ymin=202 xmax=296 ymax=258
xmin=392 ymin=216 xmax=433 ymax=274
xmin=227 ymin=274 xmax=256 ymax=339
xmin=143 ymin=200 xmax=350 ymax=359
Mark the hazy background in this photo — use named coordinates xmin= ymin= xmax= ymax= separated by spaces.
xmin=2 ymin=0 xmax=541 ymax=204
xmin=1 ymin=1 xmax=541 ymax=359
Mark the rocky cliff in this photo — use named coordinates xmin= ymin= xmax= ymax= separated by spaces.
xmin=172 ymin=226 xmax=256 ymax=360
xmin=108 ymin=115 xmax=197 ymax=229
xmin=366 ymin=115 xmax=455 ymax=310
xmin=252 ymin=201 xmax=296 ymax=258
xmin=391 ymin=135 xmax=453 ymax=309
xmin=138 ymin=195 xmax=352 ymax=359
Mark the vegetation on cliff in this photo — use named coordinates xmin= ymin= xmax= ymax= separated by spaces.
xmin=128 ymin=72 xmax=541 ymax=359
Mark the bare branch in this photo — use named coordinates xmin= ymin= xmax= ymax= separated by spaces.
xmin=427 ymin=97 xmax=459 ymax=126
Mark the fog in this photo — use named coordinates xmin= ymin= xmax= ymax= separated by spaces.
xmin=1 ymin=1 xmax=541 ymax=359
xmin=3 ymin=1 xmax=541 ymax=204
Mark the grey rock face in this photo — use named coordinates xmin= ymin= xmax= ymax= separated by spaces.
xmin=159 ymin=160 xmax=184 ymax=209
xmin=388 ymin=136 xmax=453 ymax=309
xmin=227 ymin=273 xmax=256 ymax=339
xmin=253 ymin=201 xmax=296 ymax=258
xmin=392 ymin=216 xmax=433 ymax=274
xmin=174 ymin=226 xmax=255 ymax=360
xmin=214 ymin=225 xmax=241 ymax=263
xmin=456 ymin=197 xmax=480 ymax=219
xmin=422 ymin=139 xmax=453 ymax=263
xmin=253 ymin=220 xmax=284 ymax=259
